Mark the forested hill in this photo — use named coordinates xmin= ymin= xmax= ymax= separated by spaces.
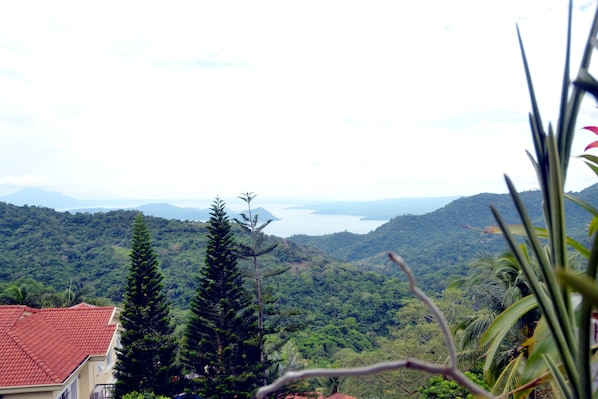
xmin=0 ymin=203 xmax=409 ymax=356
xmin=1 ymin=184 xmax=596 ymax=308
xmin=0 ymin=204 xmax=334 ymax=308
xmin=289 ymin=184 xmax=598 ymax=289
xmin=1 ymin=185 xmax=597 ymax=356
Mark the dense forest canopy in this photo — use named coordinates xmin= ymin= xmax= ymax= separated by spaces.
xmin=0 ymin=184 xmax=596 ymax=368
xmin=291 ymin=184 xmax=598 ymax=287
xmin=1 ymin=184 xmax=596 ymax=304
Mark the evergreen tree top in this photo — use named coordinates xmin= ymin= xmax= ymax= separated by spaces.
xmin=184 ymin=197 xmax=262 ymax=399
xmin=121 ymin=214 xmax=170 ymax=332
xmin=115 ymin=213 xmax=179 ymax=398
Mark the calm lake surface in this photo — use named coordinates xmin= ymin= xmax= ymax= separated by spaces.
xmin=74 ymin=200 xmax=390 ymax=238
xmin=228 ymin=204 xmax=387 ymax=238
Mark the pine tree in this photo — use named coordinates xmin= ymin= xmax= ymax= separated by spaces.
xmin=234 ymin=193 xmax=278 ymax=367
xmin=115 ymin=214 xmax=179 ymax=398
xmin=234 ymin=192 xmax=300 ymax=384
xmin=184 ymin=197 xmax=262 ymax=399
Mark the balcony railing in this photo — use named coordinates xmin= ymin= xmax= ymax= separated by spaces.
xmin=91 ymin=383 xmax=115 ymax=399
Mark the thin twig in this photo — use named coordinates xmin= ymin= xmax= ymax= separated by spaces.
xmin=388 ymin=252 xmax=458 ymax=367
xmin=255 ymin=253 xmax=495 ymax=399
xmin=257 ymin=360 xmax=468 ymax=398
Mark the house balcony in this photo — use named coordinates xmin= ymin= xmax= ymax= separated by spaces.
xmin=91 ymin=383 xmax=115 ymax=399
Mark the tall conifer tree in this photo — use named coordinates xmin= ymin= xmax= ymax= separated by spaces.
xmin=235 ymin=192 xmax=300 ymax=385
xmin=184 ymin=197 xmax=262 ymax=399
xmin=115 ymin=214 xmax=179 ymax=398
xmin=234 ymin=193 xmax=277 ymax=368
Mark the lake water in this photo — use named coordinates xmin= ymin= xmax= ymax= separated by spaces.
xmin=227 ymin=204 xmax=388 ymax=238
xmin=69 ymin=200 xmax=390 ymax=238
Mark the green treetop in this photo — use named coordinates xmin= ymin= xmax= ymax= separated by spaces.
xmin=184 ymin=197 xmax=262 ymax=399
xmin=114 ymin=214 xmax=179 ymax=398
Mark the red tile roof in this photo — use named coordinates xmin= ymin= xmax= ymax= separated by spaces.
xmin=285 ymin=394 xmax=324 ymax=399
xmin=325 ymin=394 xmax=358 ymax=399
xmin=0 ymin=304 xmax=118 ymax=388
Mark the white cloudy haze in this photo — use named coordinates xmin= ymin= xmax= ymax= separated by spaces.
xmin=2 ymin=0 xmax=598 ymax=202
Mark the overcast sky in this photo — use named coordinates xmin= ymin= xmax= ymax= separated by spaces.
xmin=2 ymin=1 xmax=598 ymax=202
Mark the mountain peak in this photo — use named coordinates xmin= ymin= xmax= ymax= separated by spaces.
xmin=0 ymin=188 xmax=81 ymax=208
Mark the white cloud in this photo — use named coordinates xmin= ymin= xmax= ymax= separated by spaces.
xmin=0 ymin=0 xmax=597 ymax=200
xmin=0 ymin=174 xmax=51 ymax=189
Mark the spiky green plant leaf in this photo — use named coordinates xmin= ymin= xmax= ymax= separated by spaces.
xmin=480 ymin=294 xmax=538 ymax=379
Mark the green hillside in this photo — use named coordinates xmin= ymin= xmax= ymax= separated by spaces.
xmin=0 ymin=203 xmax=328 ymax=307
xmin=2 ymin=185 xmax=596 ymax=303
xmin=0 ymin=185 xmax=595 ymax=358
xmin=289 ymin=184 xmax=598 ymax=290
xmin=0 ymin=202 xmax=411 ymax=357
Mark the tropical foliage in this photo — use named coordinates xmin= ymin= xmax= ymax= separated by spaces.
xmin=3 ymin=4 xmax=598 ymax=396
xmin=0 ymin=186 xmax=596 ymax=305
xmin=451 ymin=251 xmax=542 ymax=392
xmin=0 ymin=276 xmax=109 ymax=307
xmin=290 ymin=187 xmax=598 ymax=290
xmin=475 ymin=2 xmax=598 ymax=397
xmin=258 ymin=1 xmax=598 ymax=398
xmin=317 ymin=288 xmax=476 ymax=398
xmin=419 ymin=372 xmax=488 ymax=399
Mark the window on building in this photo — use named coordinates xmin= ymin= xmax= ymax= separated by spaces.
xmin=97 ymin=360 xmax=105 ymax=375
xmin=57 ymin=375 xmax=78 ymax=399
xmin=106 ymin=347 xmax=113 ymax=368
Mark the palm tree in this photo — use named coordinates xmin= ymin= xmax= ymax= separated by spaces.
xmin=453 ymin=251 xmax=542 ymax=392
xmin=317 ymin=376 xmax=345 ymax=396
xmin=2 ymin=284 xmax=25 ymax=304
xmin=267 ymin=341 xmax=308 ymax=379
xmin=264 ymin=340 xmax=311 ymax=397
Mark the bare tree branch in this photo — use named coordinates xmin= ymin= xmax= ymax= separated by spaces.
xmin=388 ymin=252 xmax=458 ymax=367
xmin=255 ymin=253 xmax=495 ymax=399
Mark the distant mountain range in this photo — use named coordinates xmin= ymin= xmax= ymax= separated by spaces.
xmin=0 ymin=188 xmax=459 ymax=222
xmin=0 ymin=188 xmax=86 ymax=209
xmin=0 ymin=188 xmax=278 ymax=222
xmin=293 ymin=197 xmax=460 ymax=220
